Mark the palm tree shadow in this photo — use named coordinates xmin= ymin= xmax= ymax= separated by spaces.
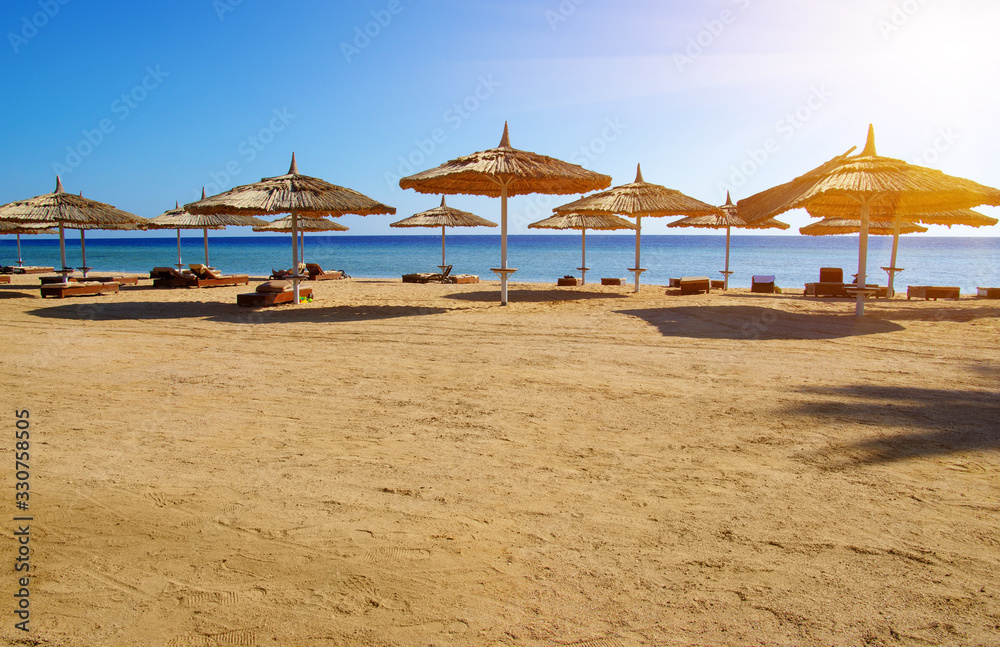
xmin=618 ymin=305 xmax=904 ymax=340
xmin=786 ymin=385 xmax=999 ymax=466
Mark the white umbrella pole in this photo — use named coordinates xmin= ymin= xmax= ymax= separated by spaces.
xmin=203 ymin=227 xmax=210 ymax=267
xmin=16 ymin=233 xmax=23 ymax=266
xmin=724 ymin=226 xmax=731 ymax=290
xmin=856 ymin=200 xmax=871 ymax=317
xmin=176 ymin=228 xmax=183 ymax=268
xmin=80 ymin=229 xmax=87 ymax=277
xmin=442 ymin=225 xmax=446 ymax=269
xmin=300 ymin=231 xmax=305 ymax=264
xmin=887 ymin=212 xmax=902 ymax=297
xmin=292 ymin=211 xmax=300 ymax=304
xmin=580 ymin=229 xmax=587 ymax=286
xmin=633 ymin=216 xmax=642 ymax=293
xmin=501 ymin=184 xmax=508 ymax=305
xmin=58 ymin=222 xmax=68 ymax=281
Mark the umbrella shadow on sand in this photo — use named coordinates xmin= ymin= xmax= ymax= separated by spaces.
xmin=28 ymin=300 xmax=455 ymax=324
xmin=619 ymin=305 xmax=903 ymax=340
xmin=443 ymin=288 xmax=629 ymax=303
xmin=785 ymin=385 xmax=999 ymax=466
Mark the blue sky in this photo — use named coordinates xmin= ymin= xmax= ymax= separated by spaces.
xmin=2 ymin=0 xmax=998 ymax=238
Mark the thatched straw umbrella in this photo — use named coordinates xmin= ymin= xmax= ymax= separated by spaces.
xmin=527 ymin=212 xmax=635 ymax=285
xmin=0 ymin=222 xmax=55 ymax=267
xmin=147 ymin=190 xmax=266 ymax=269
xmin=666 ymin=192 xmax=789 ymax=290
xmin=67 ymin=217 xmax=144 ymax=277
xmin=800 ymin=217 xmax=928 ymax=236
xmin=399 ymin=123 xmax=612 ymax=305
xmin=0 ymin=176 xmax=145 ymax=282
xmin=253 ymin=214 xmax=349 ymax=265
xmin=738 ymin=125 xmax=1000 ymax=315
xmin=553 ymin=164 xmax=722 ymax=293
xmin=186 ymin=154 xmax=395 ymax=304
xmin=390 ymin=196 xmax=497 ymax=272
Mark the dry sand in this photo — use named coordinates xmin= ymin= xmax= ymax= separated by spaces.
xmin=1 ymin=273 xmax=998 ymax=646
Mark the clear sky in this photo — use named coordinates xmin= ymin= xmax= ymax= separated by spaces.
xmin=2 ymin=0 xmax=998 ymax=238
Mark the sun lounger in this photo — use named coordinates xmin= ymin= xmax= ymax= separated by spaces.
xmin=751 ymin=275 xmax=776 ymax=293
xmin=804 ymin=267 xmax=849 ymax=297
xmin=710 ymin=280 xmax=725 ymax=290
xmin=557 ymin=276 xmax=581 ymax=286
xmin=86 ymin=275 xmax=139 ymax=285
xmin=977 ymin=287 xmax=1000 ymax=299
xmin=907 ymin=285 xmax=960 ymax=301
xmin=271 ymin=263 xmax=307 ymax=280
xmin=40 ymin=281 xmax=119 ymax=298
xmin=0 ymin=275 xmax=10 ymax=284
xmin=3 ymin=266 xmax=55 ymax=274
xmin=450 ymin=275 xmax=479 ymax=284
xmin=601 ymin=278 xmax=626 ymax=285
xmin=304 ymin=263 xmax=344 ymax=281
xmin=679 ymin=276 xmax=710 ymax=295
xmin=236 ymin=281 xmax=313 ymax=307
xmin=402 ymin=265 xmax=453 ymax=284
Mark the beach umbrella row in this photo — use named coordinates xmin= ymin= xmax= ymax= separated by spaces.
xmin=527 ymin=212 xmax=635 ymax=285
xmin=0 ymin=221 xmax=56 ymax=267
xmin=253 ymin=214 xmax=349 ymax=266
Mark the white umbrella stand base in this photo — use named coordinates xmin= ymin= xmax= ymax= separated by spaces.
xmin=628 ymin=267 xmax=647 ymax=293
xmin=491 ymin=268 xmax=518 ymax=306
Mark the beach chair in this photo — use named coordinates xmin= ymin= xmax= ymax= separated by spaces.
xmin=804 ymin=267 xmax=849 ymax=297
xmin=8 ymin=266 xmax=55 ymax=274
xmin=402 ymin=265 xmax=452 ymax=284
xmin=0 ymin=275 xmax=10 ymax=284
xmin=40 ymin=281 xmax=119 ymax=298
xmin=304 ymin=263 xmax=344 ymax=281
xmin=679 ymin=276 xmax=711 ymax=295
xmin=236 ymin=281 xmax=313 ymax=307
xmin=557 ymin=275 xmax=581 ymax=286
xmin=270 ymin=263 xmax=307 ymax=279
xmin=907 ymin=285 xmax=960 ymax=300
xmin=751 ymin=275 xmax=776 ymax=293
xmin=150 ymin=266 xmax=193 ymax=288
xmin=977 ymin=287 xmax=1000 ymax=299
xmin=187 ymin=264 xmax=250 ymax=288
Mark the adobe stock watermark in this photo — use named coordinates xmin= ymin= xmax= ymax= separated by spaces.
xmin=877 ymin=0 xmax=931 ymax=40
xmin=51 ymin=65 xmax=169 ymax=176
xmin=213 ymin=0 xmax=243 ymax=21
xmin=509 ymin=117 xmax=626 ymax=229
xmin=545 ymin=0 xmax=586 ymax=30
xmin=674 ymin=0 xmax=752 ymax=72
xmin=197 ymin=107 xmax=296 ymax=197
xmin=910 ymin=127 xmax=958 ymax=166
xmin=341 ymin=0 xmax=409 ymax=63
xmin=7 ymin=0 xmax=71 ymax=54
xmin=383 ymin=75 xmax=501 ymax=191
xmin=716 ymin=85 xmax=833 ymax=197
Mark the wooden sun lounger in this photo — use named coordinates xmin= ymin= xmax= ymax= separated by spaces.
xmin=40 ymin=281 xmax=119 ymax=298
xmin=977 ymin=287 xmax=1000 ymax=299
xmin=304 ymin=263 xmax=344 ymax=281
xmin=5 ymin=266 xmax=55 ymax=274
xmin=751 ymin=275 xmax=775 ymax=293
xmin=237 ymin=286 xmax=312 ymax=307
xmin=679 ymin=276 xmax=711 ymax=295
xmin=0 ymin=275 xmax=10 ymax=284
xmin=403 ymin=265 xmax=453 ymax=284
xmin=42 ymin=275 xmax=139 ymax=286
xmin=907 ymin=285 xmax=960 ymax=301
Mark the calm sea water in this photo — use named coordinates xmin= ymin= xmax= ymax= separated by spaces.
xmin=3 ymin=234 xmax=998 ymax=293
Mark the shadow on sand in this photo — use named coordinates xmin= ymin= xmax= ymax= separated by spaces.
xmin=27 ymin=300 xmax=455 ymax=324
xmin=787 ymin=385 xmax=999 ymax=466
xmin=443 ymin=288 xmax=629 ymax=303
xmin=619 ymin=305 xmax=904 ymax=340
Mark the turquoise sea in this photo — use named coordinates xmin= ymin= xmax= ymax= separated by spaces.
xmin=3 ymin=234 xmax=998 ymax=293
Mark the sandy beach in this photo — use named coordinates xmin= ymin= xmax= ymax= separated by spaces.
xmin=1 ymin=273 xmax=998 ymax=646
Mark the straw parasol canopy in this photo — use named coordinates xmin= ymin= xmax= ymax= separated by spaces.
xmin=799 ymin=218 xmax=928 ymax=236
xmin=0 ymin=176 xmax=146 ymax=280
xmin=66 ymin=213 xmax=144 ymax=277
xmin=0 ymin=221 xmax=56 ymax=267
xmin=390 ymin=196 xmax=497 ymax=271
xmin=147 ymin=191 xmax=265 ymax=269
xmin=667 ymin=192 xmax=789 ymax=289
xmin=553 ymin=164 xmax=723 ymax=292
xmin=528 ymin=212 xmax=634 ymax=285
xmin=737 ymin=125 xmax=1000 ymax=315
xmin=399 ymin=123 xmax=612 ymax=305
xmin=186 ymin=153 xmax=395 ymax=303
xmin=253 ymin=215 xmax=349 ymax=266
